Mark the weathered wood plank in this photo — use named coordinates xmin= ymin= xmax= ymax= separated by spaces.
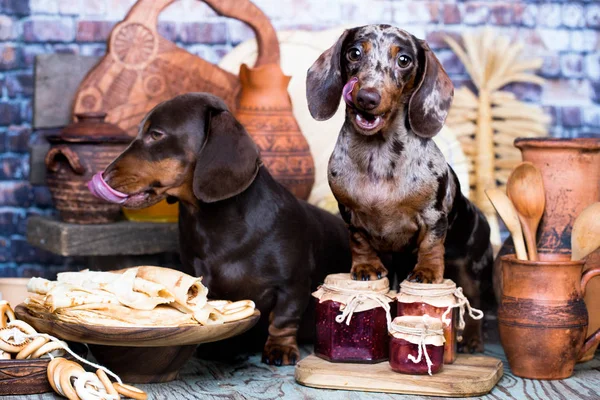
xmin=8 ymin=344 xmax=599 ymax=400
xmin=26 ymin=215 xmax=178 ymax=256
xmin=33 ymin=54 xmax=101 ymax=129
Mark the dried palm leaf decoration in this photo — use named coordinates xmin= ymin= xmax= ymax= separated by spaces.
xmin=443 ymin=28 xmax=550 ymax=249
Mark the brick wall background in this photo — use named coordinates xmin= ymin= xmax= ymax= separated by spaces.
xmin=0 ymin=0 xmax=599 ymax=278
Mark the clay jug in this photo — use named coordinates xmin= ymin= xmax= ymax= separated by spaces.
xmin=235 ymin=63 xmax=315 ymax=200
xmin=494 ymin=137 xmax=600 ymax=360
xmin=498 ymin=253 xmax=600 ymax=379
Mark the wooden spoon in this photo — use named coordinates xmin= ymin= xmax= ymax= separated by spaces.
xmin=506 ymin=162 xmax=545 ymax=261
xmin=571 ymin=202 xmax=600 ymax=261
xmin=485 ymin=188 xmax=528 ymax=260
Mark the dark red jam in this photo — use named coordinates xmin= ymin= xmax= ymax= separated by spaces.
xmin=315 ymin=299 xmax=389 ymax=363
xmin=389 ymin=336 xmax=444 ymax=374
xmin=397 ymin=301 xmax=457 ymax=364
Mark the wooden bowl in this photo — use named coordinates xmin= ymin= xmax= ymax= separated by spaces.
xmin=0 ymin=343 xmax=87 ymax=395
xmin=15 ymin=305 xmax=260 ymax=383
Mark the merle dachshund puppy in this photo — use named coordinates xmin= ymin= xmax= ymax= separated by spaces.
xmin=306 ymin=25 xmax=494 ymax=351
xmin=99 ymin=93 xmax=351 ymax=365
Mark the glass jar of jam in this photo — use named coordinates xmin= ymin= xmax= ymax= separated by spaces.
xmin=396 ymin=279 xmax=483 ymax=364
xmin=389 ymin=315 xmax=445 ymax=375
xmin=312 ymin=273 xmax=393 ymax=363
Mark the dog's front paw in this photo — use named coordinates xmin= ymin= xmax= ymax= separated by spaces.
xmin=457 ymin=320 xmax=484 ymax=353
xmin=407 ymin=266 xmax=443 ymax=283
xmin=262 ymin=338 xmax=299 ymax=366
xmin=458 ymin=334 xmax=484 ymax=354
xmin=351 ymin=261 xmax=388 ymax=281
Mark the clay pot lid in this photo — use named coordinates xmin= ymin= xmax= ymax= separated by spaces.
xmin=323 ymin=273 xmax=389 ymax=293
xmin=49 ymin=112 xmax=132 ymax=143
xmin=514 ymin=137 xmax=600 ymax=151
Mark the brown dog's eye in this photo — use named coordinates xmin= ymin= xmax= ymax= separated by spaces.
xmin=149 ymin=130 xmax=164 ymax=141
xmin=397 ymin=55 xmax=412 ymax=68
xmin=346 ymin=47 xmax=362 ymax=62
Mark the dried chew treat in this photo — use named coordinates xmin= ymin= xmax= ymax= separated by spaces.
xmin=96 ymin=368 xmax=119 ymax=396
xmin=113 ymin=382 xmax=148 ymax=400
xmin=0 ymin=301 xmax=15 ymax=328
xmin=16 ymin=336 xmax=49 ymax=359
xmin=0 ymin=321 xmax=34 ymax=353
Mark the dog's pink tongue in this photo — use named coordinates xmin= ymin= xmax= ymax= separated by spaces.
xmin=343 ymin=77 xmax=358 ymax=106
xmin=88 ymin=172 xmax=128 ymax=204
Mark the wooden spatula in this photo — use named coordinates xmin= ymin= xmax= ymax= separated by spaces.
xmin=506 ymin=162 xmax=545 ymax=261
xmin=486 ymin=188 xmax=528 ymax=260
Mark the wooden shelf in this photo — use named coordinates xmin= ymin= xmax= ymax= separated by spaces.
xmin=26 ymin=216 xmax=179 ymax=257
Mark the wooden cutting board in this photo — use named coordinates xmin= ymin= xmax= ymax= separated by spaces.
xmin=295 ymin=354 xmax=503 ymax=397
xmin=72 ymin=0 xmax=279 ymax=136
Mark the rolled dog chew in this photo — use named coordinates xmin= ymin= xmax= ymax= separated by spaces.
xmin=26 ymin=278 xmax=56 ymax=296
xmin=16 ymin=336 xmax=49 ymax=359
xmin=59 ymin=363 xmax=85 ymax=400
xmin=130 ymin=266 xmax=209 ymax=313
xmin=113 ymin=382 xmax=148 ymax=400
xmin=0 ymin=301 xmax=15 ymax=328
xmin=96 ymin=369 xmax=119 ymax=396
xmin=0 ymin=321 xmax=35 ymax=353
xmin=30 ymin=340 xmax=67 ymax=359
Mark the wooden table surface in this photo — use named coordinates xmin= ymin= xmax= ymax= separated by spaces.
xmin=11 ymin=342 xmax=600 ymax=400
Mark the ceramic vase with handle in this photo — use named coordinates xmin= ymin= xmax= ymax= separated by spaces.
xmin=498 ymin=253 xmax=600 ymax=379
xmin=235 ymin=63 xmax=315 ymax=200
xmin=494 ymin=137 xmax=600 ymax=361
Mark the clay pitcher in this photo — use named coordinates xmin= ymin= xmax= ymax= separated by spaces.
xmin=495 ymin=137 xmax=600 ymax=360
xmin=235 ymin=63 xmax=315 ymax=200
xmin=498 ymin=253 xmax=600 ymax=379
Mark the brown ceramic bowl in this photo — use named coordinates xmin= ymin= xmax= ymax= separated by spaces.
xmin=15 ymin=305 xmax=260 ymax=383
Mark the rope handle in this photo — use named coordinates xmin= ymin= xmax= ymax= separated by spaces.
xmin=440 ymin=287 xmax=484 ymax=339
xmin=407 ymin=332 xmax=434 ymax=376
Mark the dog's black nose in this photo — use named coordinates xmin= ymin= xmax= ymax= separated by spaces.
xmin=356 ymin=88 xmax=381 ymax=110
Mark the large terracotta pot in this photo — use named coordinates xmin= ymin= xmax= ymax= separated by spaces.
xmin=45 ymin=113 xmax=131 ymax=224
xmin=494 ymin=137 xmax=600 ymax=360
xmin=235 ymin=63 xmax=315 ymax=200
xmin=498 ymin=253 xmax=600 ymax=379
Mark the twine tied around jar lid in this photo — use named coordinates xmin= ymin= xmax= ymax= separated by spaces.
xmin=312 ymin=273 xmax=393 ymax=330
xmin=398 ymin=279 xmax=484 ymax=340
xmin=390 ymin=315 xmax=445 ymax=376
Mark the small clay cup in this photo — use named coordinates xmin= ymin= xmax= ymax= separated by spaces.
xmin=498 ymin=253 xmax=600 ymax=379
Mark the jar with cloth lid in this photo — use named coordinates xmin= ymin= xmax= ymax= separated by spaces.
xmin=396 ymin=279 xmax=483 ymax=364
xmin=389 ymin=315 xmax=445 ymax=375
xmin=312 ymin=273 xmax=394 ymax=363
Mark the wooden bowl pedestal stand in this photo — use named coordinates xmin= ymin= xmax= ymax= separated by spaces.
xmin=295 ymin=353 xmax=503 ymax=397
xmin=16 ymin=305 xmax=261 ymax=384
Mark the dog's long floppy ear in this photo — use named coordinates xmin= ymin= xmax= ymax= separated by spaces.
xmin=193 ymin=109 xmax=260 ymax=203
xmin=408 ymin=41 xmax=454 ymax=138
xmin=306 ymin=30 xmax=349 ymax=121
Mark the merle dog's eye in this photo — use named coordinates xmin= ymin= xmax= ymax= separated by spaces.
xmin=149 ymin=130 xmax=164 ymax=141
xmin=347 ymin=47 xmax=362 ymax=62
xmin=397 ymin=55 xmax=412 ymax=68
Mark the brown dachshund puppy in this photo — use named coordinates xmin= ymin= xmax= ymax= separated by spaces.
xmin=98 ymin=93 xmax=351 ymax=365
xmin=306 ymin=25 xmax=494 ymax=351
